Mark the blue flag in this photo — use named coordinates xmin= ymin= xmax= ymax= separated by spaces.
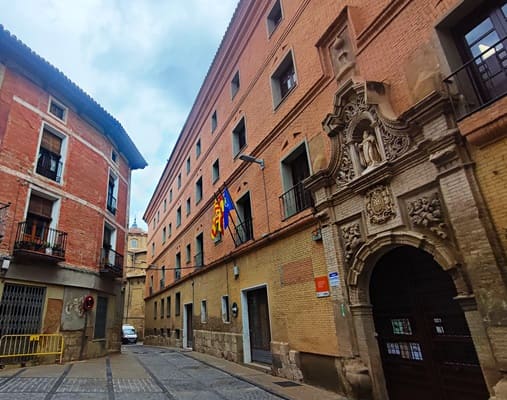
xmin=222 ymin=188 xmax=235 ymax=229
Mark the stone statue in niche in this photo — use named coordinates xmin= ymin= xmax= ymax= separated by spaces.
xmin=357 ymin=130 xmax=382 ymax=170
xmin=407 ymin=192 xmax=448 ymax=239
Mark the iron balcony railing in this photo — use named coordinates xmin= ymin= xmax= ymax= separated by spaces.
xmin=0 ymin=202 xmax=10 ymax=242
xmin=194 ymin=252 xmax=203 ymax=268
xmin=443 ymin=35 xmax=507 ymax=120
xmin=279 ymin=181 xmax=313 ymax=220
xmin=232 ymin=218 xmax=253 ymax=247
xmin=14 ymin=221 xmax=67 ymax=259
xmin=36 ymin=148 xmax=63 ymax=183
xmin=107 ymin=194 xmax=117 ymax=215
xmin=99 ymin=247 xmax=123 ymax=278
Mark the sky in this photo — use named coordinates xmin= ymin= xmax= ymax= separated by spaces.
xmin=0 ymin=0 xmax=239 ymax=230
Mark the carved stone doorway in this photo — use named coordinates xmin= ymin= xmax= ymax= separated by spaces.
xmin=370 ymin=246 xmax=488 ymax=400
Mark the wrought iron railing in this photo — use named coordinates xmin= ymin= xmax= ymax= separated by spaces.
xmin=14 ymin=221 xmax=67 ymax=259
xmin=279 ymin=181 xmax=313 ymax=220
xmin=99 ymin=247 xmax=123 ymax=277
xmin=194 ymin=252 xmax=203 ymax=268
xmin=107 ymin=194 xmax=117 ymax=215
xmin=232 ymin=218 xmax=253 ymax=247
xmin=0 ymin=202 xmax=10 ymax=242
xmin=443 ymin=35 xmax=507 ymax=120
xmin=36 ymin=148 xmax=63 ymax=183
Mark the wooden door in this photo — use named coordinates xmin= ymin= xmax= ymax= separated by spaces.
xmin=247 ymin=288 xmax=272 ymax=364
xmin=185 ymin=304 xmax=193 ymax=348
xmin=370 ymin=246 xmax=489 ymax=400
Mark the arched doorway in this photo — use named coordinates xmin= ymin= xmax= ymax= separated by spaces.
xmin=370 ymin=246 xmax=488 ymax=400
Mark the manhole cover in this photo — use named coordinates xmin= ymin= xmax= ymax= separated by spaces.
xmin=274 ymin=381 xmax=302 ymax=387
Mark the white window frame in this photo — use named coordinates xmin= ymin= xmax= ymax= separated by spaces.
xmin=201 ymin=300 xmax=207 ymax=323
xmin=26 ymin=186 xmax=61 ymax=231
xmin=270 ymin=49 xmax=297 ymax=109
xmin=221 ymin=295 xmax=230 ymax=323
xmin=232 ymin=117 xmax=247 ymax=158
xmin=267 ymin=0 xmax=283 ymax=37
xmin=48 ymin=96 xmax=68 ymax=123
xmin=35 ymin=123 xmax=68 ymax=185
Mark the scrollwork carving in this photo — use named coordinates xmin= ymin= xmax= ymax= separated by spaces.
xmin=336 ymin=144 xmax=355 ymax=186
xmin=407 ymin=192 xmax=447 ymax=239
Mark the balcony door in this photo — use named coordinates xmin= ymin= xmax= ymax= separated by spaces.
xmin=456 ymin=1 xmax=507 ymax=103
xmin=280 ymin=143 xmax=311 ymax=219
xmin=25 ymin=194 xmax=53 ymax=244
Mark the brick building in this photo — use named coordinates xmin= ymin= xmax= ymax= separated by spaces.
xmin=143 ymin=1 xmax=507 ymax=399
xmin=0 ymin=26 xmax=146 ymax=361
xmin=123 ymin=220 xmax=148 ymax=339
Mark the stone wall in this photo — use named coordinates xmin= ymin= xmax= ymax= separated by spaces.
xmin=193 ymin=330 xmax=243 ymax=363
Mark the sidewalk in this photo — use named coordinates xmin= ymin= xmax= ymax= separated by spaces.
xmin=184 ymin=349 xmax=348 ymax=400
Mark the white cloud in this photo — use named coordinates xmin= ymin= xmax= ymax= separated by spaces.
xmin=1 ymin=0 xmax=238 ymax=230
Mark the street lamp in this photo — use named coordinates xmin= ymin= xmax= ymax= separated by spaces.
xmin=239 ymin=154 xmax=264 ymax=170
xmin=238 ymin=153 xmax=270 ymax=233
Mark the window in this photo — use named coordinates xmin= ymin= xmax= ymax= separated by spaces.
xmin=231 ymin=71 xmax=240 ymax=98
xmin=94 ymin=296 xmax=108 ymax=339
xmin=151 ymin=242 xmax=155 ymax=257
xmin=186 ymin=243 xmax=191 ymax=264
xmin=178 ymin=173 xmax=182 ymax=189
xmin=162 ymin=227 xmax=166 ymax=243
xmin=101 ymin=223 xmax=118 ymax=269
xmin=267 ymin=0 xmax=283 ymax=36
xmin=175 ymin=292 xmax=181 ymax=316
xmin=201 ymin=300 xmax=207 ymax=323
xmin=195 ymin=233 xmax=204 ymax=267
xmin=196 ymin=139 xmax=201 ymax=158
xmin=153 ymin=219 xmax=156 ymax=229
xmin=176 ymin=207 xmax=181 ymax=227
xmin=150 ymin=275 xmax=154 ymax=295
xmin=36 ymin=126 xmax=65 ymax=183
xmin=186 ymin=197 xmax=191 ymax=215
xmin=168 ymin=223 xmax=172 ymax=237
xmin=280 ymin=143 xmax=313 ymax=219
xmin=107 ymin=173 xmax=118 ymax=215
xmin=186 ymin=157 xmax=191 ymax=175
xmin=175 ymin=253 xmax=181 ymax=280
xmin=169 ymin=189 xmax=173 ymax=202
xmin=154 ymin=301 xmax=157 ymax=320
xmin=157 ymin=211 xmax=160 ymax=223
xmin=212 ymin=159 xmax=220 ymax=183
xmin=164 ymin=199 xmax=167 ymax=212
xmin=271 ymin=51 xmax=297 ymax=107
xmin=233 ymin=192 xmax=253 ymax=246
xmin=161 ymin=298 xmax=165 ymax=318
xmin=221 ymin=295 xmax=230 ymax=323
xmin=48 ymin=98 xmax=67 ymax=121
xmin=195 ymin=177 xmax=203 ymax=204
xmin=440 ymin=1 xmax=507 ymax=118
xmin=167 ymin=296 xmax=171 ymax=317
xmin=211 ymin=110 xmax=218 ymax=133
xmin=232 ymin=117 xmax=247 ymax=157
xmin=214 ymin=230 xmax=222 ymax=244
xmin=111 ymin=150 xmax=118 ymax=163
xmin=24 ymin=193 xmax=58 ymax=250
xmin=130 ymin=239 xmax=138 ymax=248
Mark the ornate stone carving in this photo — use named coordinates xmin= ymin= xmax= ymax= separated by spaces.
xmin=341 ymin=223 xmax=363 ymax=262
xmin=370 ymin=108 xmax=411 ymax=162
xmin=331 ymin=32 xmax=355 ymax=81
xmin=336 ymin=143 xmax=355 ymax=186
xmin=407 ymin=192 xmax=447 ymax=239
xmin=357 ymin=129 xmax=383 ymax=170
xmin=365 ymin=185 xmax=396 ymax=224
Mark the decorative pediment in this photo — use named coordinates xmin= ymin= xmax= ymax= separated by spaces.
xmin=322 ymin=80 xmax=413 ymax=188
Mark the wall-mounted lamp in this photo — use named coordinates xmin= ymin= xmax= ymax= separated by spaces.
xmin=239 ymin=154 xmax=264 ymax=170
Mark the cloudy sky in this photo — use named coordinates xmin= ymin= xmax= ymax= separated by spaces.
xmin=1 ymin=0 xmax=238 ymax=229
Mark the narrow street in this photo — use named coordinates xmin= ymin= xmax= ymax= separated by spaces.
xmin=0 ymin=345 xmax=343 ymax=400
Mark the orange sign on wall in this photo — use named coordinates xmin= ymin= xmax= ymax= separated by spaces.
xmin=315 ymin=276 xmax=330 ymax=298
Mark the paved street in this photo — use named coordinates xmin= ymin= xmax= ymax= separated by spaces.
xmin=0 ymin=345 xmax=344 ymax=400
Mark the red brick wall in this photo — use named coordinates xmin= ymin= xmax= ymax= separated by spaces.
xmin=0 ymin=65 xmax=130 ymax=270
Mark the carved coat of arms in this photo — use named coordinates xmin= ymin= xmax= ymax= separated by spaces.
xmin=365 ymin=185 xmax=396 ymax=224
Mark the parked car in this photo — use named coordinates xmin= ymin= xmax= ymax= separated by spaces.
xmin=122 ymin=324 xmax=138 ymax=344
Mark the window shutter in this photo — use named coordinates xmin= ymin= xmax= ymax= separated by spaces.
xmin=28 ymin=195 xmax=53 ymax=218
xmin=41 ymin=129 xmax=62 ymax=154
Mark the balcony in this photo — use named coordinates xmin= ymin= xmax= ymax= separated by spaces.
xmin=444 ymin=36 xmax=507 ymax=121
xmin=36 ymin=148 xmax=63 ymax=183
xmin=106 ymin=194 xmax=117 ymax=215
xmin=13 ymin=221 xmax=67 ymax=261
xmin=194 ymin=252 xmax=203 ymax=268
xmin=99 ymin=247 xmax=123 ymax=278
xmin=279 ymin=181 xmax=314 ymax=220
xmin=232 ymin=218 xmax=253 ymax=247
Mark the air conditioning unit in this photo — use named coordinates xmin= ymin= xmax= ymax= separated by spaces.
xmin=1 ymin=257 xmax=11 ymax=271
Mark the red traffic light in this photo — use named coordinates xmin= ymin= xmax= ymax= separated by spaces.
xmin=83 ymin=295 xmax=94 ymax=311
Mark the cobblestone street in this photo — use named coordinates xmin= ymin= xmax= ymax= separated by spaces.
xmin=0 ymin=345 xmax=344 ymax=400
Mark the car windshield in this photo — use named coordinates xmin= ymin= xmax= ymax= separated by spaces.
xmin=123 ymin=327 xmax=135 ymax=334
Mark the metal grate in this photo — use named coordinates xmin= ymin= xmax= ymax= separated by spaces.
xmin=0 ymin=284 xmax=46 ymax=336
